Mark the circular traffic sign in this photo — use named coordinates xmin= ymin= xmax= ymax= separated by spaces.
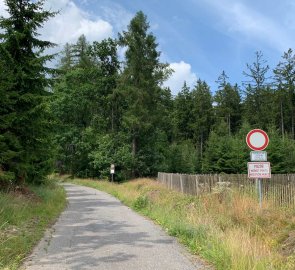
xmin=246 ymin=129 xmax=269 ymax=151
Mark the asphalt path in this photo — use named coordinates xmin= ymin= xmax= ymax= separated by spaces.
xmin=23 ymin=183 xmax=209 ymax=270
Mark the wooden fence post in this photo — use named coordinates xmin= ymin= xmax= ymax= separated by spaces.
xmin=195 ymin=175 xmax=199 ymax=195
xmin=180 ymin=174 xmax=184 ymax=193
xmin=156 ymin=172 xmax=295 ymax=209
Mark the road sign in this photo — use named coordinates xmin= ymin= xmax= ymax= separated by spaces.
xmin=248 ymin=162 xmax=271 ymax=178
xmin=250 ymin=151 xmax=267 ymax=161
xmin=246 ymin=129 xmax=269 ymax=151
xmin=110 ymin=164 xmax=115 ymax=174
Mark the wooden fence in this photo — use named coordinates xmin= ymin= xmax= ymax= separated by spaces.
xmin=157 ymin=172 xmax=295 ymax=208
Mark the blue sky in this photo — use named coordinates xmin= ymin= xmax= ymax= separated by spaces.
xmin=1 ymin=0 xmax=295 ymax=95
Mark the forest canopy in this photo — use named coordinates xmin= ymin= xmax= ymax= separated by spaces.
xmin=1 ymin=1 xmax=295 ymax=185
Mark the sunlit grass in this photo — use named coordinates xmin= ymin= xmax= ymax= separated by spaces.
xmin=69 ymin=177 xmax=295 ymax=270
xmin=0 ymin=180 xmax=66 ymax=269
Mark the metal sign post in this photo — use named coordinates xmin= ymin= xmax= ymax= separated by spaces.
xmin=110 ymin=164 xmax=115 ymax=182
xmin=248 ymin=162 xmax=271 ymax=208
xmin=258 ymin=179 xmax=262 ymax=208
xmin=246 ymin=129 xmax=271 ymax=208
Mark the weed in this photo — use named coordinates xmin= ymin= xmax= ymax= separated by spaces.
xmin=0 ymin=182 xmax=66 ymax=269
xmin=132 ymin=195 xmax=149 ymax=210
xmin=69 ymin=177 xmax=295 ymax=270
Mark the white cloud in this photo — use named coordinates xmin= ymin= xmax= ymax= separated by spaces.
xmin=0 ymin=0 xmax=113 ymax=45
xmin=0 ymin=0 xmax=8 ymax=17
xmin=202 ymin=0 xmax=294 ymax=52
xmin=42 ymin=0 xmax=113 ymax=45
xmin=164 ymin=61 xmax=197 ymax=95
xmin=99 ymin=3 xmax=132 ymax=33
xmin=118 ymin=46 xmax=127 ymax=62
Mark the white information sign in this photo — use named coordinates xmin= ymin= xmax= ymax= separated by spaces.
xmin=250 ymin=151 xmax=267 ymax=161
xmin=110 ymin=164 xmax=115 ymax=174
xmin=248 ymin=162 xmax=271 ymax=179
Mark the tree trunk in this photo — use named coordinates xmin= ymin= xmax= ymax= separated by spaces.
xmin=280 ymin=99 xmax=284 ymax=139
xmin=111 ymin=106 xmax=114 ymax=132
xmin=132 ymin=135 xmax=137 ymax=177
xmin=200 ymin=133 xmax=203 ymax=159
xmin=292 ymin=106 xmax=295 ymax=140
xmin=228 ymin=113 xmax=231 ymax=136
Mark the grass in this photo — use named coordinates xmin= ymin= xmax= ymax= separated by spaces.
xmin=68 ymin=177 xmax=295 ymax=270
xmin=0 ymin=178 xmax=66 ymax=270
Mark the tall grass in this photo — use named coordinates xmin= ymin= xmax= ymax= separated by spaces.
xmin=0 ymin=181 xmax=66 ymax=269
xmin=70 ymin=177 xmax=295 ymax=270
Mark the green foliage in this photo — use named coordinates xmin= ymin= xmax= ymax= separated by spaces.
xmin=202 ymin=121 xmax=249 ymax=174
xmin=0 ymin=182 xmax=66 ymax=269
xmin=190 ymin=80 xmax=214 ymax=152
xmin=267 ymin=127 xmax=295 ymax=173
xmin=52 ymin=36 xmax=122 ymax=178
xmin=72 ymin=178 xmax=294 ymax=270
xmin=0 ymin=0 xmax=57 ymax=185
xmin=2 ymin=4 xmax=293 ymax=181
xmin=132 ymin=195 xmax=149 ymax=210
xmin=273 ymin=49 xmax=295 ymax=138
xmin=169 ymin=141 xmax=198 ymax=173
xmin=174 ymin=82 xmax=194 ymax=140
xmin=202 ymin=121 xmax=295 ymax=174
xmin=117 ymin=11 xmax=172 ymax=177
xmin=51 ymin=16 xmax=295 ymax=178
xmin=90 ymin=132 xmax=134 ymax=181
xmin=242 ymin=51 xmax=277 ymax=129
xmin=214 ymin=71 xmax=242 ymax=134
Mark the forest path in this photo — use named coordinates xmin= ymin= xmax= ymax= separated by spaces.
xmin=23 ymin=183 xmax=208 ymax=270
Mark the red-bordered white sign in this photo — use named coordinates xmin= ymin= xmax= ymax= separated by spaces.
xmin=246 ymin=129 xmax=269 ymax=151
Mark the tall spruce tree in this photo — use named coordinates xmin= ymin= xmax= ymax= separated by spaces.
xmin=273 ymin=49 xmax=295 ymax=138
xmin=174 ymin=82 xmax=194 ymax=140
xmin=52 ymin=36 xmax=121 ymax=177
xmin=214 ymin=71 xmax=241 ymax=135
xmin=190 ymin=79 xmax=213 ymax=157
xmin=118 ymin=11 xmax=171 ymax=176
xmin=0 ymin=0 xmax=56 ymax=184
xmin=242 ymin=51 xmax=275 ymax=128
xmin=0 ymin=44 xmax=18 ymax=184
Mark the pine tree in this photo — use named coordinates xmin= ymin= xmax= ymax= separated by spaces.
xmin=0 ymin=0 xmax=57 ymax=184
xmin=89 ymin=38 xmax=120 ymax=132
xmin=52 ymin=37 xmax=120 ymax=177
xmin=72 ymin=35 xmax=91 ymax=68
xmin=242 ymin=51 xmax=276 ymax=129
xmin=214 ymin=71 xmax=242 ymax=135
xmin=202 ymin=121 xmax=249 ymax=174
xmin=59 ymin=43 xmax=74 ymax=71
xmin=174 ymin=82 xmax=193 ymax=140
xmin=273 ymin=49 xmax=295 ymax=138
xmin=190 ymin=79 xmax=213 ymax=157
xmin=118 ymin=11 xmax=171 ymax=176
xmin=0 ymin=45 xmax=19 ymax=184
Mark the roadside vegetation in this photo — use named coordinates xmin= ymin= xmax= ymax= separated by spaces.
xmin=1 ymin=1 xmax=295 ymax=269
xmin=69 ymin=177 xmax=295 ymax=270
xmin=0 ymin=179 xmax=66 ymax=270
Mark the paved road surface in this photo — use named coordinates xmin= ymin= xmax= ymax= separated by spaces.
xmin=23 ymin=183 xmax=209 ymax=270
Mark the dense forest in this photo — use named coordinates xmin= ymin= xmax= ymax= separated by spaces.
xmin=1 ymin=0 xmax=295 ymax=185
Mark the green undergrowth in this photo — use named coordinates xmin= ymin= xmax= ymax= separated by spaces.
xmin=0 ymin=180 xmax=66 ymax=269
xmin=69 ymin=177 xmax=295 ymax=270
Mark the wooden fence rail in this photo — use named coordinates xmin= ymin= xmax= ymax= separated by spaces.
xmin=157 ymin=172 xmax=295 ymax=208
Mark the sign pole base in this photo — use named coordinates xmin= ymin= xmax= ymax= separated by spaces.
xmin=258 ymin=178 xmax=262 ymax=208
